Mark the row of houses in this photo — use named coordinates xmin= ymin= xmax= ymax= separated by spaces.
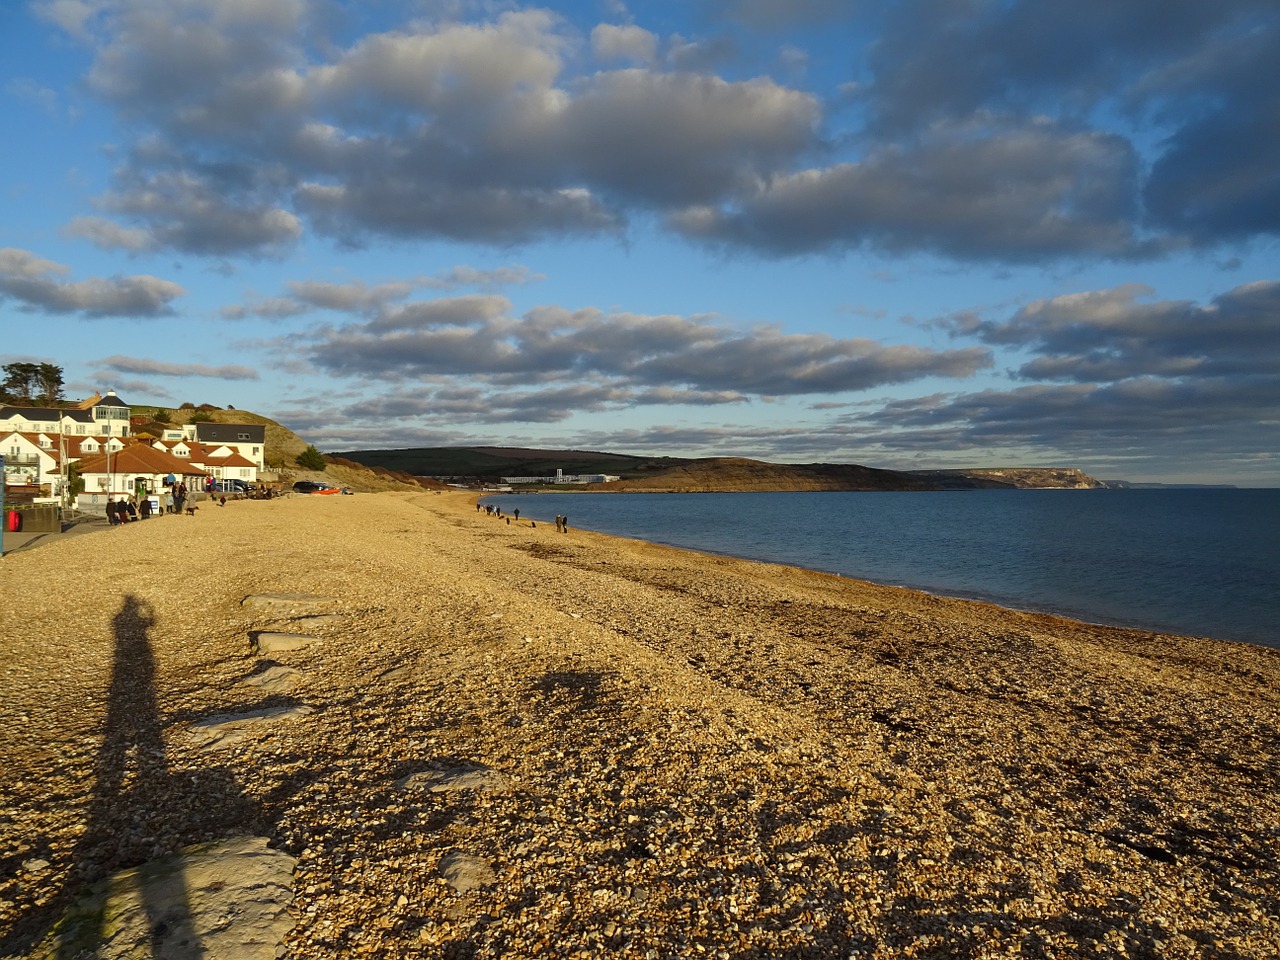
xmin=1 ymin=390 xmax=267 ymax=510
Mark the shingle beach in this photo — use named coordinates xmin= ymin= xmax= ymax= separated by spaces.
xmin=2 ymin=491 xmax=1278 ymax=959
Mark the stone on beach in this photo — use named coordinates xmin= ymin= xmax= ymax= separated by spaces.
xmin=397 ymin=763 xmax=512 ymax=794
xmin=438 ymin=851 xmax=497 ymax=894
xmin=33 ymin=836 xmax=296 ymax=960
xmin=189 ymin=704 xmax=316 ymax=751
xmin=251 ymin=631 xmax=318 ymax=654
xmin=237 ymin=663 xmax=304 ymax=691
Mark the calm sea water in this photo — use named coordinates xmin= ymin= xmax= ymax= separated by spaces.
xmin=484 ymin=489 xmax=1280 ymax=649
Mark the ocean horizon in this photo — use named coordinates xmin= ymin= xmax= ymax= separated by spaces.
xmin=484 ymin=488 xmax=1280 ymax=650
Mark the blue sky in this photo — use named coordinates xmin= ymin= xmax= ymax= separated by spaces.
xmin=1 ymin=0 xmax=1277 ymax=485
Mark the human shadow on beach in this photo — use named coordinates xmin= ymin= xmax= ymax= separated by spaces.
xmin=5 ymin=594 xmax=264 ymax=959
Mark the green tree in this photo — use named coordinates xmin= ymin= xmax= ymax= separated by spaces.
xmin=36 ymin=363 xmax=64 ymax=404
xmin=188 ymin=411 xmax=214 ymax=423
xmin=296 ymin=445 xmax=327 ymax=471
xmin=153 ymin=408 xmax=170 ymax=423
xmin=2 ymin=362 xmax=39 ymax=402
xmin=67 ymin=461 xmax=85 ymax=499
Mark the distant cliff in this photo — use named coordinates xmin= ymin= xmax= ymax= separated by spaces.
xmin=906 ymin=467 xmax=1105 ymax=489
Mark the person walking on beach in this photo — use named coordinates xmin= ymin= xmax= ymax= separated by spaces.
xmin=513 ymin=508 xmax=520 ymax=522
xmin=173 ymin=483 xmax=187 ymax=517
xmin=561 ymin=514 xmax=569 ymax=534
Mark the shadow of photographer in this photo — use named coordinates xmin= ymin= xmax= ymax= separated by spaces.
xmin=10 ymin=594 xmax=265 ymax=959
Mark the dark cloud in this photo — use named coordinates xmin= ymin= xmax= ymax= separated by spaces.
xmin=861 ymin=0 xmax=1280 ymax=243
xmin=863 ymin=0 xmax=1271 ymax=134
xmin=670 ymin=121 xmax=1153 ymax=259
xmin=951 ymin=280 xmax=1280 ymax=382
xmin=0 ymin=247 xmax=184 ymax=316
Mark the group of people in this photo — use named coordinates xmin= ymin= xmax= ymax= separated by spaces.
xmin=475 ymin=501 xmax=569 ymax=533
xmin=106 ymin=481 xmax=191 ymax=524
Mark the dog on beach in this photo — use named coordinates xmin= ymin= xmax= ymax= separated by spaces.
xmin=185 ymin=505 xmax=198 ymax=516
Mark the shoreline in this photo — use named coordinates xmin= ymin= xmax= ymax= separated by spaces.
xmin=483 ymin=490 xmax=1277 ymax=651
xmin=4 ymin=489 xmax=1278 ymax=958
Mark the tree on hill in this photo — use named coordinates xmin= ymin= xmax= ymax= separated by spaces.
xmin=2 ymin=361 xmax=64 ymax=405
xmin=296 ymin=445 xmax=327 ymax=471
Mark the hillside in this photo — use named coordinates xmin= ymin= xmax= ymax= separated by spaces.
xmin=598 ymin=457 xmax=933 ymax=492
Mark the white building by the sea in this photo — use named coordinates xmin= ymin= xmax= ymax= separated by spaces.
xmin=501 ymin=468 xmax=620 ymax=485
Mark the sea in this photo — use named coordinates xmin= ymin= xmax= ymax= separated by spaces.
xmin=482 ymin=489 xmax=1280 ymax=649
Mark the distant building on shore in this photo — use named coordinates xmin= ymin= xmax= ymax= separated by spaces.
xmin=501 ymin=468 xmax=620 ymax=485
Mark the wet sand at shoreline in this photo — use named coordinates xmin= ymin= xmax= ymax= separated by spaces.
xmin=2 ymin=490 xmax=1278 ymax=958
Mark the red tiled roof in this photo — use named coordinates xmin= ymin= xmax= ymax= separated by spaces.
xmin=75 ymin=444 xmax=207 ymax=477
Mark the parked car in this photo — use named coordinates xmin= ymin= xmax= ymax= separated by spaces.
xmin=215 ymin=479 xmax=250 ymax=493
xmin=292 ymin=480 xmax=340 ymax=494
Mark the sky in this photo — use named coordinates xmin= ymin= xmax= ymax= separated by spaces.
xmin=1 ymin=0 xmax=1277 ymax=486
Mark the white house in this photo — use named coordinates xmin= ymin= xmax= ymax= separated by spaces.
xmin=183 ymin=422 xmax=267 ymax=470
xmin=151 ymin=438 xmax=260 ymax=484
xmin=0 ymin=389 xmax=133 ymax=443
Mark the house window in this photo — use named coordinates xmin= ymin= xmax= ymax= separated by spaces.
xmin=238 ymin=433 xmax=250 ymax=441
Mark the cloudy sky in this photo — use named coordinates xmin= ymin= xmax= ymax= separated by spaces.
xmin=2 ymin=0 xmax=1277 ymax=485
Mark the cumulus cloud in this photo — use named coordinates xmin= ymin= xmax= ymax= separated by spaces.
xmin=0 ymin=247 xmax=184 ymax=316
xmin=36 ymin=1 xmax=1280 ymax=262
xmin=591 ymin=24 xmax=658 ymax=64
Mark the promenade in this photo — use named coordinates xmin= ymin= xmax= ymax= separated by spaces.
xmin=3 ymin=490 xmax=1277 ymax=959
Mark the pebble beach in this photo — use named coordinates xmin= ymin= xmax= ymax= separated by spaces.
xmin=2 ymin=490 xmax=1278 ymax=959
